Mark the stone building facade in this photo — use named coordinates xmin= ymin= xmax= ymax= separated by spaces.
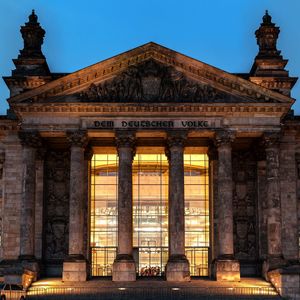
xmin=0 ymin=10 xmax=299 ymax=293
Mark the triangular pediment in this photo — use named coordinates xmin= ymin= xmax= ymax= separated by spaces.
xmin=8 ymin=42 xmax=295 ymax=105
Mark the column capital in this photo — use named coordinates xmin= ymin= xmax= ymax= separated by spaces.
xmin=18 ymin=130 xmax=42 ymax=148
xmin=66 ymin=130 xmax=89 ymax=148
xmin=166 ymin=130 xmax=188 ymax=149
xmin=165 ymin=130 xmax=187 ymax=160
xmin=115 ymin=130 xmax=136 ymax=148
xmin=263 ymin=131 xmax=281 ymax=148
xmin=214 ymin=130 xmax=235 ymax=148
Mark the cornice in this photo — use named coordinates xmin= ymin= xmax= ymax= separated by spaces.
xmin=11 ymin=102 xmax=290 ymax=115
xmin=7 ymin=43 xmax=294 ymax=105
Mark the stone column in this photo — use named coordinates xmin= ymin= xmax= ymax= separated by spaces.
xmin=18 ymin=131 xmax=42 ymax=260
xmin=112 ymin=131 xmax=136 ymax=282
xmin=214 ymin=130 xmax=240 ymax=282
xmin=63 ymin=130 xmax=88 ymax=282
xmin=165 ymin=131 xmax=190 ymax=282
xmin=262 ymin=131 xmax=285 ymax=278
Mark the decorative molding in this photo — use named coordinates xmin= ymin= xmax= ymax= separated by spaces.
xmin=11 ymin=103 xmax=290 ymax=115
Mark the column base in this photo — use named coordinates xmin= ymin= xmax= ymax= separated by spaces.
xmin=112 ymin=255 xmax=136 ymax=282
xmin=262 ymin=256 xmax=286 ymax=281
xmin=166 ymin=255 xmax=190 ymax=282
xmin=19 ymin=256 xmax=40 ymax=286
xmin=213 ymin=259 xmax=240 ymax=282
xmin=63 ymin=257 xmax=87 ymax=282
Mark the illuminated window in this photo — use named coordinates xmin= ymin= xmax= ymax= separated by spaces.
xmin=90 ymin=152 xmax=210 ymax=277
xmin=184 ymin=154 xmax=209 ymax=276
xmin=133 ymin=153 xmax=168 ymax=276
xmin=90 ymin=154 xmax=118 ymax=276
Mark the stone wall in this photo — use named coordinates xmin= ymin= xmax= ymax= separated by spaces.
xmin=0 ymin=145 xmax=5 ymax=260
xmin=43 ymin=150 xmax=70 ymax=276
xmin=280 ymin=131 xmax=298 ymax=261
xmin=2 ymin=134 xmax=22 ymax=260
xmin=232 ymin=151 xmax=258 ymax=276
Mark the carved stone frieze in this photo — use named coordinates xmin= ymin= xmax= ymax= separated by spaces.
xmin=66 ymin=130 xmax=88 ymax=148
xmin=18 ymin=130 xmax=43 ymax=148
xmin=232 ymin=151 xmax=257 ymax=261
xmin=79 ymin=59 xmax=240 ymax=103
xmin=44 ymin=150 xmax=70 ymax=261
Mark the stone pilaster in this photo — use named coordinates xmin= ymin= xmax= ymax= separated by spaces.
xmin=34 ymin=148 xmax=46 ymax=260
xmin=112 ymin=131 xmax=136 ymax=282
xmin=213 ymin=130 xmax=240 ymax=282
xmin=18 ymin=131 xmax=42 ymax=261
xmin=262 ymin=131 xmax=285 ymax=278
xmin=165 ymin=131 xmax=190 ymax=282
xmin=63 ymin=130 xmax=88 ymax=282
xmin=18 ymin=131 xmax=42 ymax=279
xmin=280 ymin=131 xmax=298 ymax=261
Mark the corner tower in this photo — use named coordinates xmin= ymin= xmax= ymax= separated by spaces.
xmin=249 ymin=11 xmax=297 ymax=96
xmin=3 ymin=10 xmax=51 ymax=97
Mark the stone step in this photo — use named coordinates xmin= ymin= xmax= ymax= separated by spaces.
xmin=27 ymin=287 xmax=282 ymax=300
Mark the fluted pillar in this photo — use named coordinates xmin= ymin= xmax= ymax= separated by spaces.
xmin=63 ymin=130 xmax=88 ymax=282
xmin=112 ymin=131 xmax=136 ymax=282
xmin=165 ymin=131 xmax=190 ymax=282
xmin=262 ymin=131 xmax=285 ymax=278
xmin=214 ymin=130 xmax=240 ymax=282
xmin=18 ymin=131 xmax=42 ymax=261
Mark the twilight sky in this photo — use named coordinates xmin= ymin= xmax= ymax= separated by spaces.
xmin=0 ymin=0 xmax=300 ymax=114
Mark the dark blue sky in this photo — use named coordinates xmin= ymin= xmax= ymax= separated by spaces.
xmin=1 ymin=0 xmax=300 ymax=114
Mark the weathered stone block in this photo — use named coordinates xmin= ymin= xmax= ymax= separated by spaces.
xmin=214 ymin=260 xmax=240 ymax=282
xmin=166 ymin=260 xmax=190 ymax=282
xmin=62 ymin=261 xmax=87 ymax=282
xmin=112 ymin=260 xmax=136 ymax=282
xmin=268 ymin=266 xmax=300 ymax=300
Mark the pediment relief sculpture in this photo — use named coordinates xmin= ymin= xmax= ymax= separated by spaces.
xmin=79 ymin=59 xmax=249 ymax=103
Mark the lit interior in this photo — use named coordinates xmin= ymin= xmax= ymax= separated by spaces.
xmin=90 ymin=152 xmax=209 ymax=277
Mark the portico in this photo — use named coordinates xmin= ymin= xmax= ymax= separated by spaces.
xmin=0 ymin=10 xmax=300 ymax=299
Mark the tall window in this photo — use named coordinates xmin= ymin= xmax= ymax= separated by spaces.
xmin=184 ymin=154 xmax=210 ymax=276
xmin=133 ymin=153 xmax=168 ymax=276
xmin=90 ymin=154 xmax=118 ymax=276
xmin=90 ymin=152 xmax=210 ymax=277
